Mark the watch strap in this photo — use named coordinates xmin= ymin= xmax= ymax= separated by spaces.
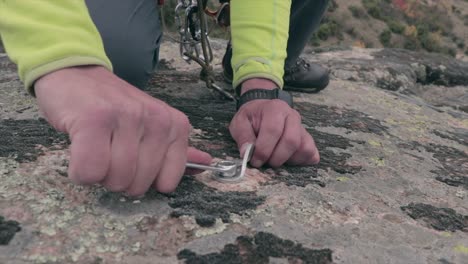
xmin=236 ymin=89 xmax=293 ymax=110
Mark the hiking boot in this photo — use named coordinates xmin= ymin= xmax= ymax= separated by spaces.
xmin=283 ymin=57 xmax=329 ymax=93
xmin=222 ymin=44 xmax=330 ymax=93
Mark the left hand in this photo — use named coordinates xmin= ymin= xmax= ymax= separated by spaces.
xmin=229 ymin=98 xmax=320 ymax=168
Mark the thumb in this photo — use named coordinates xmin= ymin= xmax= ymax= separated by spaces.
xmin=229 ymin=115 xmax=257 ymax=158
xmin=184 ymin=147 xmax=213 ymax=175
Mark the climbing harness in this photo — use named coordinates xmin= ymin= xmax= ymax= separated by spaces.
xmin=161 ymin=0 xmax=236 ymax=101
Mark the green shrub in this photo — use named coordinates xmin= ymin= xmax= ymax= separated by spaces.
xmin=367 ymin=6 xmax=382 ymax=19
xmin=345 ymin=27 xmax=357 ymax=37
xmin=387 ymin=20 xmax=405 ymax=34
xmin=349 ymin=5 xmax=368 ymax=19
xmin=403 ymin=37 xmax=421 ymax=51
xmin=328 ymin=0 xmax=339 ymax=12
xmin=317 ymin=24 xmax=332 ymax=40
xmin=445 ymin=48 xmax=457 ymax=57
xmin=309 ymin=34 xmax=321 ymax=47
xmin=362 ymin=0 xmax=388 ymax=20
xmin=316 ymin=19 xmax=341 ymax=41
xmin=419 ymin=32 xmax=442 ymax=53
xmin=408 ymin=6 xmax=453 ymax=35
xmin=363 ymin=39 xmax=374 ymax=48
xmin=161 ymin=1 xmax=178 ymax=30
xmin=379 ymin=29 xmax=392 ymax=46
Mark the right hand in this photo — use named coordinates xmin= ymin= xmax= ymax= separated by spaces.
xmin=35 ymin=66 xmax=212 ymax=196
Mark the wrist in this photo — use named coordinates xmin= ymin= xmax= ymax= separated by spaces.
xmin=36 ymin=65 xmax=104 ymax=85
xmin=236 ymin=88 xmax=293 ymax=111
xmin=240 ymin=78 xmax=278 ymax=95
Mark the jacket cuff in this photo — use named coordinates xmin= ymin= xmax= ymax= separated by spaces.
xmin=232 ymin=58 xmax=284 ymax=90
xmin=25 ymin=56 xmax=112 ymax=96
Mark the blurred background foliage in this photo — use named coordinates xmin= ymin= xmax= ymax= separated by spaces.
xmin=1 ymin=0 xmax=467 ymax=58
xmin=159 ymin=0 xmax=468 ymax=58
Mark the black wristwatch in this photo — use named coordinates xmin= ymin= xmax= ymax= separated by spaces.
xmin=236 ymin=88 xmax=293 ymax=110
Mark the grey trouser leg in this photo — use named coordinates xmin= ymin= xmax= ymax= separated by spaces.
xmin=285 ymin=0 xmax=329 ymax=67
xmin=85 ymin=0 xmax=163 ymax=89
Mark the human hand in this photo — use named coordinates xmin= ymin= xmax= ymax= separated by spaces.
xmin=229 ymin=84 xmax=319 ymax=168
xmin=35 ymin=66 xmax=212 ymax=196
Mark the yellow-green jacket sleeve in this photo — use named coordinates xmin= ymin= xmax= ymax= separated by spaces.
xmin=0 ymin=0 xmax=112 ymax=94
xmin=230 ymin=0 xmax=291 ymax=89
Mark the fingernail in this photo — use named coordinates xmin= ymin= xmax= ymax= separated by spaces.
xmin=250 ymin=159 xmax=262 ymax=168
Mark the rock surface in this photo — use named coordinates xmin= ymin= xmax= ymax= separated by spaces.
xmin=0 ymin=41 xmax=467 ymax=263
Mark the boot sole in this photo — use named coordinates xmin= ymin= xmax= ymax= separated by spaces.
xmin=283 ymin=75 xmax=330 ymax=94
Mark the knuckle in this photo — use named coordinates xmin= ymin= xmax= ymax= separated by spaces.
xmin=228 ymin=117 xmax=237 ymax=132
xmin=228 ymin=123 xmax=235 ymax=135
xmin=292 ymin=110 xmax=302 ymax=122
xmin=158 ymin=114 xmax=173 ymax=132
xmin=303 ymin=147 xmax=319 ymax=165
xmin=312 ymin=150 xmax=320 ymax=164
xmin=145 ymin=105 xmax=172 ymax=131
xmin=125 ymin=102 xmax=145 ymax=122
xmin=229 ymin=116 xmax=243 ymax=136
xmin=255 ymin=149 xmax=270 ymax=162
xmin=144 ymin=101 xmax=166 ymax=119
xmin=83 ymin=104 xmax=116 ymax=127
xmin=284 ymin=135 xmax=301 ymax=150
xmin=175 ymin=112 xmax=190 ymax=129
xmin=270 ymin=100 xmax=289 ymax=110
xmin=264 ymin=125 xmax=283 ymax=138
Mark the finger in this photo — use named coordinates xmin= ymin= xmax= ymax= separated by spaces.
xmin=101 ymin=121 xmax=141 ymax=192
xmin=288 ymin=128 xmax=320 ymax=165
xmin=125 ymin=130 xmax=169 ymax=197
xmin=267 ymin=113 xmax=302 ymax=168
xmin=250 ymin=110 xmax=286 ymax=168
xmin=184 ymin=147 xmax=213 ymax=175
xmin=229 ymin=113 xmax=257 ymax=158
xmin=153 ymin=136 xmax=189 ymax=193
xmin=69 ymin=123 xmax=112 ymax=185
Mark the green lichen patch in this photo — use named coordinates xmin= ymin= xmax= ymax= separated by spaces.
xmin=0 ymin=215 xmax=21 ymax=245
xmin=425 ymin=143 xmax=467 ymax=189
xmin=167 ymin=177 xmax=266 ymax=227
xmin=178 ymin=232 xmax=333 ymax=264
xmin=0 ymin=119 xmax=68 ymax=162
xmin=432 ymin=130 xmax=468 ymax=147
xmin=399 ymin=142 xmax=468 ymax=189
xmin=298 ymin=102 xmax=389 ymax=135
xmin=269 ymin=166 xmax=325 ymax=188
xmin=401 ymin=203 xmax=468 ymax=232
xmin=313 ymin=128 xmax=364 ymax=175
xmin=269 ymin=128 xmax=362 ymax=188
